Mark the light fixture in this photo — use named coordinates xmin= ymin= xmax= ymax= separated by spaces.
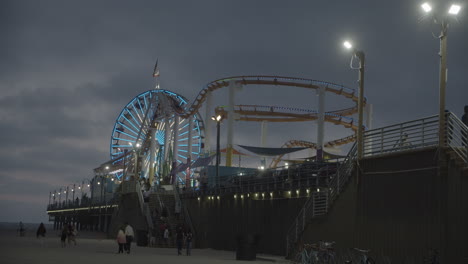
xmin=270 ymin=192 xmax=273 ymax=197
xmin=197 ymin=197 xmax=200 ymax=201
xmin=234 ymin=194 xmax=237 ymax=199
xmin=288 ymin=191 xmax=291 ymax=195
xmin=296 ymin=190 xmax=300 ymax=195
xmin=136 ymin=143 xmax=141 ymax=148
xmin=421 ymin=2 xmax=432 ymax=13
xmin=98 ymin=182 xmax=101 ymax=185
xmin=87 ymin=184 xmax=90 ymax=187
xmin=211 ymin=115 xmax=222 ymax=121
xmin=343 ymin=40 xmax=353 ymax=49
xmin=217 ymin=196 xmax=220 ymax=200
xmin=306 ymin=189 xmax=310 ymax=194
xmin=317 ymin=188 xmax=320 ymax=192
xmin=241 ymin=194 xmax=244 ymax=199
xmin=105 ymin=166 xmax=109 ymax=170
xmin=448 ymin=4 xmax=461 ymax=15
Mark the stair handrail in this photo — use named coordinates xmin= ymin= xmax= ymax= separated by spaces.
xmin=286 ymin=143 xmax=357 ymax=257
xmin=174 ymin=187 xmax=196 ymax=246
xmin=446 ymin=112 xmax=468 ymax=164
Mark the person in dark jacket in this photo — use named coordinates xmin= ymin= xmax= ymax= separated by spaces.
xmin=36 ymin=223 xmax=46 ymax=238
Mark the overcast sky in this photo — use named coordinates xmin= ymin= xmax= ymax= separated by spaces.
xmin=1 ymin=0 xmax=467 ymax=223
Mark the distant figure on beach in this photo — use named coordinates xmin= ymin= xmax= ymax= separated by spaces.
xmin=116 ymin=227 xmax=126 ymax=254
xmin=67 ymin=224 xmax=77 ymax=246
xmin=185 ymin=229 xmax=193 ymax=256
xmin=124 ymin=222 xmax=134 ymax=254
xmin=18 ymin=221 xmax=25 ymax=237
xmin=36 ymin=223 xmax=46 ymax=238
xmin=176 ymin=226 xmax=184 ymax=255
xmin=60 ymin=226 xmax=67 ymax=247
xmin=36 ymin=223 xmax=46 ymax=245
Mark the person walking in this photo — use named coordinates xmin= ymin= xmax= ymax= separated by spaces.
xmin=163 ymin=227 xmax=169 ymax=247
xmin=185 ymin=229 xmax=193 ymax=256
xmin=19 ymin=221 xmax=25 ymax=237
xmin=36 ymin=223 xmax=46 ymax=245
xmin=67 ymin=224 xmax=77 ymax=246
xmin=116 ymin=227 xmax=126 ymax=254
xmin=124 ymin=222 xmax=134 ymax=254
xmin=176 ymin=226 xmax=184 ymax=255
xmin=60 ymin=225 xmax=67 ymax=247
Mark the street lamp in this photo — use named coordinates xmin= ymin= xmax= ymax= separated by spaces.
xmin=343 ymin=40 xmax=366 ymax=160
xmin=420 ymin=2 xmax=462 ymax=149
xmin=211 ymin=114 xmax=223 ymax=188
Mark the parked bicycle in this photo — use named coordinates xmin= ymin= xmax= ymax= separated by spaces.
xmin=346 ymin=248 xmax=375 ymax=264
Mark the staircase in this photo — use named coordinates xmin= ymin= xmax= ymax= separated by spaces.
xmin=147 ymin=188 xmax=187 ymax=248
xmin=285 ymin=143 xmax=356 ymax=257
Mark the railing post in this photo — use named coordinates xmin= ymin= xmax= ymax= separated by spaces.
xmin=380 ymin=128 xmax=384 ymax=154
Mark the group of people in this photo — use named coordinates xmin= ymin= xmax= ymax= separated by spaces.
xmin=60 ymin=224 xmax=77 ymax=247
xmin=116 ymin=222 xmax=134 ymax=254
xmin=176 ymin=225 xmax=193 ymax=256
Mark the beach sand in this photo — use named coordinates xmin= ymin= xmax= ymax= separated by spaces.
xmin=0 ymin=229 xmax=287 ymax=264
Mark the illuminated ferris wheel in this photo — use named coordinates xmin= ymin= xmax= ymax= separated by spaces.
xmin=109 ymin=89 xmax=203 ymax=185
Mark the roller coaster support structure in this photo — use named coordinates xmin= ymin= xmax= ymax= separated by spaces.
xmin=187 ymin=116 xmax=193 ymax=187
xmin=261 ymin=121 xmax=268 ymax=167
xmin=226 ymin=81 xmax=242 ymax=166
xmin=148 ymin=127 xmax=157 ymax=185
xmin=172 ymin=115 xmax=180 ymax=184
xmin=204 ymin=91 xmax=213 ymax=157
xmin=316 ymin=85 xmax=325 ymax=161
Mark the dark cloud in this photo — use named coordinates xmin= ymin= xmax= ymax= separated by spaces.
xmin=1 ymin=0 xmax=467 ymax=223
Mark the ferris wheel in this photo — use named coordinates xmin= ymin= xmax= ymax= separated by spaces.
xmin=109 ymin=89 xmax=203 ymax=185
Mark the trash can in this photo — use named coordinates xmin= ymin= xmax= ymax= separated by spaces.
xmin=136 ymin=230 xmax=148 ymax=247
xmin=236 ymin=234 xmax=258 ymax=260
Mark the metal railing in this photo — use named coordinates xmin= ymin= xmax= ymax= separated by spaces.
xmin=363 ymin=115 xmax=439 ymax=157
xmin=446 ymin=112 xmax=468 ymax=164
xmin=285 ymin=144 xmax=356 ymax=257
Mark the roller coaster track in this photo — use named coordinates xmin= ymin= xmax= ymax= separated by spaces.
xmin=269 ymin=136 xmax=356 ymax=168
xmin=180 ymin=75 xmax=366 ymax=118
xmin=214 ymin=105 xmax=358 ymax=131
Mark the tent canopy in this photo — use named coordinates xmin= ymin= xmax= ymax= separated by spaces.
xmin=237 ymin=145 xmax=307 ymax=156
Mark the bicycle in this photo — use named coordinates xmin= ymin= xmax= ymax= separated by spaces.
xmin=347 ymin=248 xmax=375 ymax=264
xmin=317 ymin=241 xmax=336 ymax=263
xmin=293 ymin=243 xmax=320 ymax=264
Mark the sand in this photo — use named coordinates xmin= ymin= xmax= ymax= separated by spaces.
xmin=0 ymin=230 xmax=287 ymax=264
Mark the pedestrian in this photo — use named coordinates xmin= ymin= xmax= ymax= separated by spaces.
xmin=60 ymin=225 xmax=67 ymax=247
xmin=116 ymin=227 xmax=126 ymax=254
xmin=185 ymin=229 xmax=193 ymax=256
xmin=36 ymin=223 xmax=46 ymax=245
xmin=19 ymin=221 xmax=25 ymax=237
xmin=174 ymin=200 xmax=181 ymax=220
xmin=67 ymin=224 xmax=77 ymax=246
xmin=124 ymin=222 xmax=134 ymax=254
xmin=163 ymin=227 xmax=169 ymax=247
xmin=176 ymin=226 xmax=184 ymax=255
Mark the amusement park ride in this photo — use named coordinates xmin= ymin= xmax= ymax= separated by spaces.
xmin=96 ymin=64 xmax=370 ymax=189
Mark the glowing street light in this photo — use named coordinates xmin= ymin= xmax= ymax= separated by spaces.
xmin=448 ymin=4 xmax=461 ymax=15
xmin=211 ymin=115 xmax=223 ymax=188
xmin=421 ymin=2 xmax=432 ymax=13
xmin=342 ymin=39 xmax=365 ymax=161
xmin=419 ymin=2 xmax=462 ymax=150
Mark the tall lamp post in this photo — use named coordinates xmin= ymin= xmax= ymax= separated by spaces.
xmin=420 ymin=2 xmax=462 ymax=149
xmin=212 ymin=114 xmax=223 ymax=188
xmin=343 ymin=40 xmax=366 ymax=160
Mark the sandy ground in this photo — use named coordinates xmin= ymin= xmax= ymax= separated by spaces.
xmin=0 ymin=230 xmax=288 ymax=264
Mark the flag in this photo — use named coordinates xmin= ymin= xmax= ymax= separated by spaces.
xmin=152 ymin=59 xmax=160 ymax=77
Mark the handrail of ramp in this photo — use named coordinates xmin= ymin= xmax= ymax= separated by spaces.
xmin=285 ymin=142 xmax=356 ymax=257
xmin=447 ymin=112 xmax=468 ymax=164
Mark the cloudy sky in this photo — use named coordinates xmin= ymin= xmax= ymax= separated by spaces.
xmin=1 ymin=0 xmax=467 ymax=223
